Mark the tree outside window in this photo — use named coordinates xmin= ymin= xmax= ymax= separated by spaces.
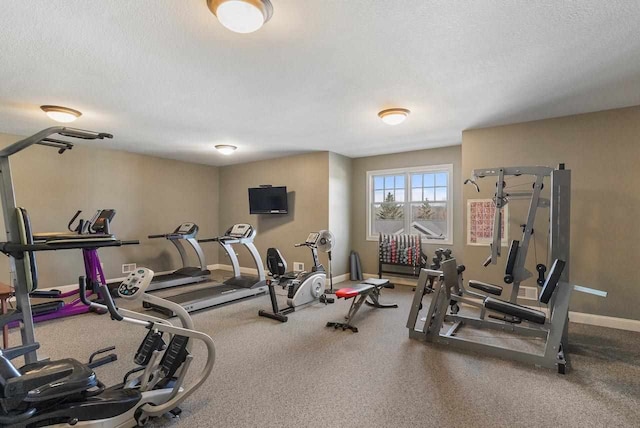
xmin=368 ymin=165 xmax=453 ymax=244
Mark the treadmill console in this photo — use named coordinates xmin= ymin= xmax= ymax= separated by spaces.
xmin=227 ymin=223 xmax=253 ymax=238
xmin=118 ymin=268 xmax=155 ymax=299
xmin=91 ymin=209 xmax=116 ymax=233
xmin=305 ymin=232 xmax=320 ymax=246
xmin=174 ymin=222 xmax=198 ymax=235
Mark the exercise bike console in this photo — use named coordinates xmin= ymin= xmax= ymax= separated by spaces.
xmin=305 ymin=232 xmax=319 ymax=246
xmin=118 ymin=268 xmax=154 ymax=299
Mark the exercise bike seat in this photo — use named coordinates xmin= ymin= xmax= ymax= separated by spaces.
xmin=335 ymin=283 xmax=374 ymax=300
xmin=277 ymin=271 xmax=298 ymax=281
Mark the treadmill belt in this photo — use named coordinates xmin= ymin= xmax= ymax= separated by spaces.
xmin=165 ymin=285 xmax=239 ymax=305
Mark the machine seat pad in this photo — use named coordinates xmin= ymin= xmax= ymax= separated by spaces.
xmin=279 ymin=272 xmax=298 ymax=280
xmin=362 ymin=278 xmax=391 ymax=288
xmin=469 ymin=280 xmax=503 ymax=296
xmin=20 ymin=358 xmax=97 ymax=401
xmin=484 ymin=297 xmax=546 ymax=325
xmin=335 ymin=283 xmax=375 ymax=299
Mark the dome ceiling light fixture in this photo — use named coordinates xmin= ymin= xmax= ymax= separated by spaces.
xmin=378 ymin=108 xmax=411 ymax=126
xmin=215 ymin=144 xmax=238 ymax=155
xmin=207 ymin=0 xmax=273 ymax=34
xmin=40 ymin=105 xmax=82 ymax=123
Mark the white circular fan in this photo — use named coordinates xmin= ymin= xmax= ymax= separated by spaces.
xmin=317 ymin=230 xmax=334 ymax=253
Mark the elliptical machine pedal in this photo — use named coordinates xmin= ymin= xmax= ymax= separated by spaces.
xmin=319 ymin=295 xmax=334 ymax=304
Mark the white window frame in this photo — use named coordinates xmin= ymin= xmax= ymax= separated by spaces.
xmin=366 ymin=164 xmax=454 ymax=245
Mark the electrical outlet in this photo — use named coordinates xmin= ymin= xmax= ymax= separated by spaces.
xmin=122 ymin=263 xmax=137 ymax=274
xmin=518 ymin=286 xmax=538 ymax=300
xmin=293 ymin=262 xmax=304 ymax=272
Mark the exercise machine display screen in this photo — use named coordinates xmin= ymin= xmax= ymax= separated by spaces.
xmin=91 ymin=209 xmax=116 ymax=233
xmin=229 ymin=224 xmax=252 ymax=238
xmin=306 ymin=232 xmax=319 ymax=245
xmin=176 ymin=222 xmax=196 ymax=234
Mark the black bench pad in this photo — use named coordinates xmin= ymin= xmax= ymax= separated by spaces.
xmin=469 ymin=280 xmax=503 ymax=296
xmin=484 ymin=297 xmax=546 ymax=324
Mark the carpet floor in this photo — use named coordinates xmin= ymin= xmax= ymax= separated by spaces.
xmin=8 ymin=275 xmax=640 ymax=427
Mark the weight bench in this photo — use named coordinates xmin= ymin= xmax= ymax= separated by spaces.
xmin=326 ymin=278 xmax=397 ymax=333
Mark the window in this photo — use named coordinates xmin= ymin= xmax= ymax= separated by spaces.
xmin=367 ymin=164 xmax=453 ymax=244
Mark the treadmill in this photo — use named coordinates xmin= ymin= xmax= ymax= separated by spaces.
xmin=144 ymin=223 xmax=267 ymax=316
xmin=146 ymin=222 xmax=211 ymax=291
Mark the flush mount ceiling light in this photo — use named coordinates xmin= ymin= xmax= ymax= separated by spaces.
xmin=215 ymin=144 xmax=238 ymax=155
xmin=378 ymin=108 xmax=410 ymax=126
xmin=40 ymin=105 xmax=82 ymax=123
xmin=207 ymin=0 xmax=273 ymax=34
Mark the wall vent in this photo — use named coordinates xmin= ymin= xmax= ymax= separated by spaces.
xmin=122 ymin=263 xmax=137 ymax=274
xmin=518 ymin=285 xmax=538 ymax=301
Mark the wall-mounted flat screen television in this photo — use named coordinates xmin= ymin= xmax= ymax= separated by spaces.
xmin=248 ymin=186 xmax=288 ymax=214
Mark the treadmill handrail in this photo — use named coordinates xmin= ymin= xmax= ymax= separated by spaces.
xmin=0 ymin=239 xmax=138 ymax=255
xmin=199 ymin=236 xmax=250 ymax=244
xmin=198 ymin=237 xmax=222 ymax=243
xmin=0 ymin=127 xmax=112 ymax=157
xmin=149 ymin=233 xmax=192 ymax=239
xmin=33 ymin=233 xmax=116 ymax=241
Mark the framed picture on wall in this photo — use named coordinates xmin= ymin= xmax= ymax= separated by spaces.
xmin=467 ymin=199 xmax=509 ymax=246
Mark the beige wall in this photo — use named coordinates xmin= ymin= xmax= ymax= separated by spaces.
xmin=328 ymin=153 xmax=352 ymax=276
xmin=218 ymin=152 xmax=331 ymax=273
xmin=0 ymin=133 xmax=219 ymax=288
xmin=350 ymin=146 xmax=464 ymax=275
xmin=462 ymin=106 xmax=640 ymax=320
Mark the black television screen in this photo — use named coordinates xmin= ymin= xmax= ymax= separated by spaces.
xmin=248 ymin=186 xmax=288 ymax=214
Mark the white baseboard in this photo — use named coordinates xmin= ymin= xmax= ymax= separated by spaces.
xmin=209 ymin=264 xmax=258 ymax=276
xmin=332 ymin=273 xmax=350 ymax=284
xmin=519 ymin=304 xmax=640 ymax=333
xmin=36 ymin=268 xmax=175 ymax=295
xmin=211 ymin=264 xmax=350 ymax=285
xmin=567 ymin=311 xmax=640 ymax=332
xmin=363 ymin=272 xmax=418 ymax=287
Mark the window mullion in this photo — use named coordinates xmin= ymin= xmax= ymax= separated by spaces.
xmin=405 ymin=172 xmax=410 ymax=233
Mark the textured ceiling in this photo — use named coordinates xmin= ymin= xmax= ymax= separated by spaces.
xmin=1 ymin=1 xmax=640 ymax=166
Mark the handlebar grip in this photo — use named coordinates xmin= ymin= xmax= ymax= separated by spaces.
xmin=147 ymin=234 xmax=166 ymax=239
xmin=97 ymin=283 xmax=123 ymax=321
xmin=78 ymin=276 xmax=92 ymax=307
xmin=121 ymin=240 xmax=140 ymax=246
xmin=59 ymin=128 xmax=113 ymax=140
xmin=294 ymin=243 xmax=305 ymax=247
xmin=482 ymin=255 xmax=492 ymax=267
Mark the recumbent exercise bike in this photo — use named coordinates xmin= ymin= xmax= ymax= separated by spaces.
xmin=259 ymin=231 xmax=334 ymax=323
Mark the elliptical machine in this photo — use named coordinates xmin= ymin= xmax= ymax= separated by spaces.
xmin=259 ymin=231 xmax=335 ymax=323
xmin=0 ymin=267 xmax=215 ymax=427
